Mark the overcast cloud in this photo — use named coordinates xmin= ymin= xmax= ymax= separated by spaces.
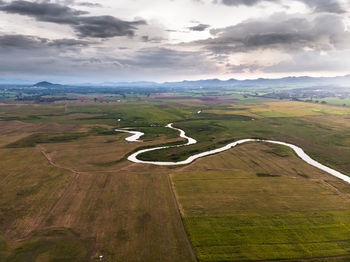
xmin=0 ymin=1 xmax=146 ymax=38
xmin=215 ymin=0 xmax=347 ymax=13
xmin=0 ymin=0 xmax=349 ymax=83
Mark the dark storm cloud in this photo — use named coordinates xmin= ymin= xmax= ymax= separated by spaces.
xmin=188 ymin=23 xmax=210 ymax=31
xmin=0 ymin=0 xmax=146 ymax=38
xmin=0 ymin=34 xmax=92 ymax=49
xmin=214 ymin=0 xmax=346 ymax=13
xmin=74 ymin=16 xmax=146 ymax=38
xmin=49 ymin=38 xmax=91 ymax=47
xmin=0 ymin=1 xmax=87 ymax=19
xmin=0 ymin=34 xmax=47 ymax=49
xmin=197 ymin=13 xmax=350 ymax=54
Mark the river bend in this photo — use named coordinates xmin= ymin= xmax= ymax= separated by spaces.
xmin=116 ymin=124 xmax=350 ymax=184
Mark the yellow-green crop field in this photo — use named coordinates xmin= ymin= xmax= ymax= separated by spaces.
xmin=205 ymin=101 xmax=350 ymax=118
xmin=172 ymin=142 xmax=350 ymax=261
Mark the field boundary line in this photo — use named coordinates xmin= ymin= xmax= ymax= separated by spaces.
xmin=321 ymin=180 xmax=350 ymax=200
xmin=36 ymin=145 xmax=82 ymax=229
xmin=167 ymin=174 xmax=198 ymax=262
xmin=38 ymin=145 xmax=81 ymax=175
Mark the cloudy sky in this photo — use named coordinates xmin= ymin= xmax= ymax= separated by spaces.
xmin=0 ymin=0 xmax=349 ymax=83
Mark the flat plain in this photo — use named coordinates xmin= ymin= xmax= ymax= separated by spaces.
xmin=0 ymin=93 xmax=350 ymax=261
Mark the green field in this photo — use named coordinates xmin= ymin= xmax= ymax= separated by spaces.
xmin=300 ymin=97 xmax=350 ymax=107
xmin=184 ymin=212 xmax=350 ymax=261
xmin=171 ymin=142 xmax=350 ymax=261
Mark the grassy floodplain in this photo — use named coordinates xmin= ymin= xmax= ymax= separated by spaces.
xmin=0 ymin=92 xmax=350 ymax=261
xmin=140 ymin=101 xmax=350 ymax=176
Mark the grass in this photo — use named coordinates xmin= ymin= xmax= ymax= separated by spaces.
xmin=4 ymin=228 xmax=93 ymax=262
xmin=5 ymin=132 xmax=89 ymax=148
xmin=184 ymin=212 xmax=350 ymax=262
xmin=251 ymin=101 xmax=350 ymax=117
xmin=171 ymin=142 xmax=350 ymax=261
xmin=4 ymin=126 xmax=121 ymax=148
xmin=0 ymin=104 xmax=66 ymax=118
xmin=0 ymin=148 xmax=72 ymax=238
xmin=256 ymin=172 xmax=281 ymax=177
xmin=67 ymin=102 xmax=188 ymax=126
xmin=262 ymin=143 xmax=294 ymax=157
xmin=172 ymin=170 xmax=350 ymax=216
xmin=204 ymin=109 xmax=261 ymax=119
xmin=301 ymin=97 xmax=350 ymax=107
xmin=205 ymin=101 xmax=350 ymax=118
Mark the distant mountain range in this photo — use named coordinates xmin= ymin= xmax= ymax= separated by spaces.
xmin=160 ymin=75 xmax=350 ymax=88
xmin=6 ymin=74 xmax=350 ymax=89
xmin=87 ymin=74 xmax=350 ymax=88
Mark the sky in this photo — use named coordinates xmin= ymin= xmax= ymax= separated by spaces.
xmin=0 ymin=0 xmax=350 ymax=83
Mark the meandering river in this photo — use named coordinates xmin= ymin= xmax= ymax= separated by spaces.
xmin=116 ymin=123 xmax=350 ymax=184
xmin=114 ymin=128 xmax=144 ymax=142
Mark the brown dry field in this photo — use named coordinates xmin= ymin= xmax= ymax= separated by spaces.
xmin=0 ymin=123 xmax=193 ymax=261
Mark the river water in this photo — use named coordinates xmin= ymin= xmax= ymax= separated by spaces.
xmin=116 ymin=124 xmax=350 ymax=184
